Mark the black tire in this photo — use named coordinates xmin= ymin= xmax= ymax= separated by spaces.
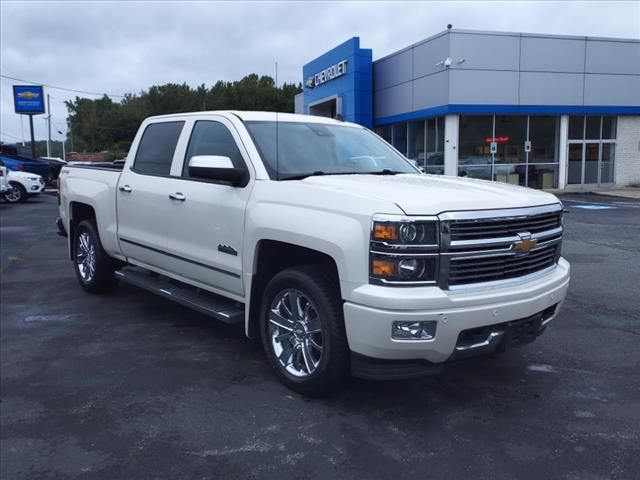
xmin=260 ymin=265 xmax=350 ymax=396
xmin=73 ymin=220 xmax=118 ymax=293
xmin=4 ymin=182 xmax=27 ymax=203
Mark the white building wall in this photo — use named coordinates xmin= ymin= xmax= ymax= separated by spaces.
xmin=615 ymin=116 xmax=640 ymax=186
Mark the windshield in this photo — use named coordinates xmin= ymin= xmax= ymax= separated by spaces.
xmin=244 ymin=121 xmax=418 ymax=180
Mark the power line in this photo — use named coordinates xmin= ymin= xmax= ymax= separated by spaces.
xmin=0 ymin=74 xmax=125 ymax=98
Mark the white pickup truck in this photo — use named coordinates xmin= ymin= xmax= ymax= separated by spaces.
xmin=58 ymin=111 xmax=570 ymax=395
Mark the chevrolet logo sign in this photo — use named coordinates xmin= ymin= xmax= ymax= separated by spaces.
xmin=513 ymin=233 xmax=537 ymax=255
xmin=17 ymin=91 xmax=40 ymax=99
xmin=305 ymin=77 xmax=315 ymax=89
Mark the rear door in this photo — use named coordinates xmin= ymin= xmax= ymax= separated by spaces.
xmin=116 ymin=120 xmax=186 ymax=270
xmin=163 ymin=117 xmax=253 ymax=298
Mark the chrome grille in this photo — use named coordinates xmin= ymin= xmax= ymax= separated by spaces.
xmin=439 ymin=204 xmax=563 ymax=289
xmin=448 ymin=244 xmax=558 ymax=285
xmin=448 ymin=211 xmax=562 ymax=241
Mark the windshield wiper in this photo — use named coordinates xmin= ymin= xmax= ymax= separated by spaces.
xmin=367 ymin=169 xmax=403 ymax=175
xmin=279 ymin=171 xmax=327 ymax=181
xmin=279 ymin=169 xmax=406 ymax=181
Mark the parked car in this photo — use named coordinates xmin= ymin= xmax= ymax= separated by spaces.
xmin=39 ymin=156 xmax=67 ymax=184
xmin=0 ymin=159 xmax=9 ymax=194
xmin=0 ymin=154 xmax=50 ymax=181
xmin=57 ymin=111 xmax=570 ymax=395
xmin=3 ymin=170 xmax=45 ymax=203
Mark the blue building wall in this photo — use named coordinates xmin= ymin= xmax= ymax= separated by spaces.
xmin=302 ymin=37 xmax=373 ymax=128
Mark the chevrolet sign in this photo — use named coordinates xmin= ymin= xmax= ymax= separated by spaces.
xmin=306 ymin=60 xmax=347 ymax=89
xmin=13 ymin=85 xmax=45 ymax=114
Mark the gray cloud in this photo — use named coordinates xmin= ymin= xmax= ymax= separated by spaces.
xmin=1 ymin=0 xmax=639 ymax=144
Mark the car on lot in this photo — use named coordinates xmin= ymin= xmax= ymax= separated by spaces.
xmin=2 ymin=169 xmax=46 ymax=203
xmin=57 ymin=111 xmax=570 ymax=395
xmin=0 ymin=159 xmax=9 ymax=194
xmin=0 ymin=154 xmax=50 ymax=181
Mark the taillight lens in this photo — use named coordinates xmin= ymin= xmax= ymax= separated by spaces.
xmin=19 ymin=164 xmax=25 ymax=171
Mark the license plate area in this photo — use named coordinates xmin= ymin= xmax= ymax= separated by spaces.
xmin=502 ymin=315 xmax=542 ymax=349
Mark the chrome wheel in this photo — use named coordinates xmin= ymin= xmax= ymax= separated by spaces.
xmin=4 ymin=185 xmax=22 ymax=203
xmin=76 ymin=232 xmax=96 ymax=282
xmin=269 ymin=289 xmax=323 ymax=378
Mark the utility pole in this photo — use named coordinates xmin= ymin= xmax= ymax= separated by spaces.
xmin=45 ymin=94 xmax=52 ymax=157
xmin=57 ymin=130 xmax=66 ymax=161
xmin=20 ymin=115 xmax=25 ymax=146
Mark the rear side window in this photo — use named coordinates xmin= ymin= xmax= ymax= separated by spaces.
xmin=183 ymin=121 xmax=244 ymax=177
xmin=133 ymin=121 xmax=184 ymax=176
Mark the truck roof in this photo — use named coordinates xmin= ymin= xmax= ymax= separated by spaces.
xmin=145 ymin=111 xmax=361 ymax=127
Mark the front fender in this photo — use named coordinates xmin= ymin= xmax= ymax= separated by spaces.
xmin=245 ymin=202 xmax=370 ymax=301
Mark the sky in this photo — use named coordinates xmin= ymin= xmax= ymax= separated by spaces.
xmin=1 ymin=0 xmax=639 ymax=145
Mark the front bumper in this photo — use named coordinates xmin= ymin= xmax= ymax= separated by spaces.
xmin=344 ymin=258 xmax=570 ymax=367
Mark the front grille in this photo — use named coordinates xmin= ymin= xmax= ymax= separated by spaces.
xmin=449 ymin=211 xmax=561 ymax=241
xmin=448 ymin=244 xmax=558 ymax=285
xmin=439 ymin=204 xmax=563 ymax=288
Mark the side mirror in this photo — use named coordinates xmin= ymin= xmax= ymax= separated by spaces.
xmin=188 ymin=155 xmax=247 ymax=186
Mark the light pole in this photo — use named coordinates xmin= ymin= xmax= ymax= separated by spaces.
xmin=57 ymin=130 xmax=66 ymax=161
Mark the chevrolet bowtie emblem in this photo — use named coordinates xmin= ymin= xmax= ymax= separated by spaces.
xmin=513 ymin=233 xmax=537 ymax=255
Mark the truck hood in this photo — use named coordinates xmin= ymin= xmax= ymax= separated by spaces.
xmin=302 ymin=174 xmax=559 ymax=215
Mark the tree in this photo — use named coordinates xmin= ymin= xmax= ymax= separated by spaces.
xmin=65 ymin=75 xmax=302 ymax=153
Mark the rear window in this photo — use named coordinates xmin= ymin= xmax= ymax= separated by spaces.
xmin=133 ymin=121 xmax=184 ymax=176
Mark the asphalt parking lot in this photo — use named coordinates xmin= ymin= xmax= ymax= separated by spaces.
xmin=1 ymin=193 xmax=639 ymax=479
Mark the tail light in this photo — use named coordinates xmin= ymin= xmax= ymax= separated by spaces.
xmin=57 ymin=177 xmax=61 ymax=205
xmin=19 ymin=164 xmax=25 ymax=171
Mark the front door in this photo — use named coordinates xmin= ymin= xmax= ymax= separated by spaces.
xmin=116 ymin=120 xmax=186 ymax=269
xmin=567 ymin=141 xmax=616 ymax=186
xmin=164 ymin=118 xmax=253 ymax=298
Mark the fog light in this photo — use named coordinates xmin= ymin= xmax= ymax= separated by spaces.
xmin=392 ymin=321 xmax=437 ymax=340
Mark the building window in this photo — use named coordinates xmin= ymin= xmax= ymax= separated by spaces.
xmin=458 ymin=115 xmax=493 ymax=181
xmin=392 ymin=122 xmax=407 ymax=155
xmin=407 ymin=120 xmax=425 ymax=162
xmin=458 ymin=115 xmax=560 ymax=189
xmin=566 ymin=115 xmax=616 ymax=185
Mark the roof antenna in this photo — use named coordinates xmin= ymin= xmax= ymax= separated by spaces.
xmin=275 ymin=61 xmax=279 ymax=181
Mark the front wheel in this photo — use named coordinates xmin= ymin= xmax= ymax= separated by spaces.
xmin=3 ymin=182 xmax=27 ymax=203
xmin=73 ymin=220 xmax=118 ymax=293
xmin=260 ymin=266 xmax=350 ymax=396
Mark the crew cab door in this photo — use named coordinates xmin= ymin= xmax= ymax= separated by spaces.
xmin=163 ymin=117 xmax=253 ymax=298
xmin=116 ymin=120 xmax=186 ymax=269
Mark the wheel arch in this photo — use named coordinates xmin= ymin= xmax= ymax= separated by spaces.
xmin=245 ymin=240 xmax=341 ymax=338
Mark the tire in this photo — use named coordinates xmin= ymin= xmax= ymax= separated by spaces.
xmin=4 ymin=182 xmax=27 ymax=203
xmin=260 ymin=265 xmax=350 ymax=396
xmin=73 ymin=220 xmax=118 ymax=293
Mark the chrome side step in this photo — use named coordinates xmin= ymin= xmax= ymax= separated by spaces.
xmin=114 ymin=267 xmax=244 ymax=324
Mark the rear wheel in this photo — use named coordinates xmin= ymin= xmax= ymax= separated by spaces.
xmin=260 ymin=266 xmax=350 ymax=396
xmin=4 ymin=182 xmax=27 ymax=203
xmin=73 ymin=220 xmax=118 ymax=293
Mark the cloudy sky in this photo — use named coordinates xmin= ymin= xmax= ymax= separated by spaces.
xmin=1 ymin=0 xmax=639 ymax=145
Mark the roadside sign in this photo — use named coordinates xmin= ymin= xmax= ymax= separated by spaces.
xmin=13 ymin=85 xmax=45 ymax=114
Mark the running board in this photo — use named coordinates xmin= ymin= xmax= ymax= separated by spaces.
xmin=114 ymin=267 xmax=244 ymax=324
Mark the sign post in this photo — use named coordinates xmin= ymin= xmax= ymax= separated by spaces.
xmin=12 ymin=85 xmax=46 ymax=160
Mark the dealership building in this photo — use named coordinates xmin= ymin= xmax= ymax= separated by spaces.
xmin=294 ymin=29 xmax=640 ymax=190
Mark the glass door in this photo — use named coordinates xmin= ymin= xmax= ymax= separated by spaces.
xmin=601 ymin=143 xmax=615 ymax=184
xmin=584 ymin=143 xmax=600 ymax=184
xmin=567 ymin=143 xmax=583 ymax=184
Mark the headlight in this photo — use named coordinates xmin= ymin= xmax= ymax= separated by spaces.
xmin=28 ymin=176 xmax=39 ymax=181
xmin=370 ymin=214 xmax=439 ymax=286
xmin=372 ymin=218 xmax=438 ymax=246
xmin=370 ymin=255 xmax=437 ymax=283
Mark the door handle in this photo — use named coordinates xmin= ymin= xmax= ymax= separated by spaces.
xmin=169 ymin=192 xmax=186 ymax=201
xmin=119 ymin=185 xmax=132 ymax=193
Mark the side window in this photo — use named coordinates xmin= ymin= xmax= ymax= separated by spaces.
xmin=183 ymin=121 xmax=245 ymax=177
xmin=133 ymin=121 xmax=184 ymax=176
